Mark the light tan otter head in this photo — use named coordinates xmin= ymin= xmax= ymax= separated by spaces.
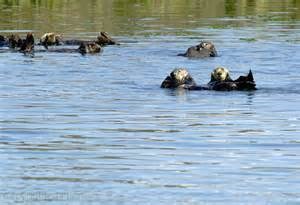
xmin=170 ymin=68 xmax=191 ymax=85
xmin=40 ymin=33 xmax=62 ymax=44
xmin=161 ymin=68 xmax=197 ymax=88
xmin=211 ymin=67 xmax=232 ymax=82
xmin=200 ymin=41 xmax=215 ymax=50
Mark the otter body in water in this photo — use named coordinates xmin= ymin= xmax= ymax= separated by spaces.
xmin=207 ymin=67 xmax=256 ymax=91
xmin=178 ymin=41 xmax=217 ymax=58
xmin=39 ymin=32 xmax=118 ymax=48
xmin=161 ymin=68 xmax=205 ymax=90
xmin=161 ymin=67 xmax=256 ymax=91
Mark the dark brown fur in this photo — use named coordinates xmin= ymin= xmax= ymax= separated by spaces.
xmin=8 ymin=34 xmax=23 ymax=48
xmin=178 ymin=41 xmax=218 ymax=58
xmin=208 ymin=70 xmax=256 ymax=91
xmin=96 ymin=32 xmax=118 ymax=46
xmin=78 ymin=42 xmax=102 ymax=54
xmin=20 ymin=33 xmax=35 ymax=54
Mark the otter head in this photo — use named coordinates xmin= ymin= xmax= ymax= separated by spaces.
xmin=96 ymin=32 xmax=117 ymax=46
xmin=171 ymin=68 xmax=191 ymax=85
xmin=180 ymin=41 xmax=217 ymax=57
xmin=161 ymin=68 xmax=197 ymax=88
xmin=25 ymin=33 xmax=34 ymax=45
xmin=199 ymin=41 xmax=214 ymax=50
xmin=40 ymin=33 xmax=62 ymax=48
xmin=197 ymin=41 xmax=217 ymax=57
xmin=79 ymin=42 xmax=102 ymax=54
xmin=210 ymin=67 xmax=232 ymax=82
xmin=8 ymin=34 xmax=23 ymax=48
xmin=20 ymin=33 xmax=34 ymax=53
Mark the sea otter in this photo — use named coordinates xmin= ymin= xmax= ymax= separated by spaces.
xmin=38 ymin=31 xmax=118 ymax=48
xmin=0 ymin=35 xmax=6 ymax=46
xmin=40 ymin=33 xmax=62 ymax=49
xmin=7 ymin=34 xmax=23 ymax=49
xmin=161 ymin=67 xmax=256 ymax=91
xmin=210 ymin=67 xmax=233 ymax=82
xmin=161 ymin=68 xmax=202 ymax=89
xmin=178 ymin=41 xmax=217 ymax=58
xmin=96 ymin=32 xmax=118 ymax=46
xmin=6 ymin=33 xmax=34 ymax=53
xmin=78 ymin=42 xmax=102 ymax=54
xmin=63 ymin=32 xmax=118 ymax=46
xmin=19 ymin=33 xmax=35 ymax=54
xmin=207 ymin=67 xmax=256 ymax=91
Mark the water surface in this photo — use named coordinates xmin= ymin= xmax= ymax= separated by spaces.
xmin=1 ymin=0 xmax=300 ymax=204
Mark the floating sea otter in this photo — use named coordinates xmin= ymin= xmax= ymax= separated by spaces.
xmin=161 ymin=68 xmax=198 ymax=89
xmin=78 ymin=42 xmax=102 ymax=54
xmin=38 ymin=33 xmax=102 ymax=54
xmin=161 ymin=67 xmax=256 ymax=91
xmin=7 ymin=34 xmax=23 ymax=49
xmin=178 ymin=41 xmax=217 ymax=58
xmin=208 ymin=67 xmax=256 ymax=91
xmin=0 ymin=35 xmax=7 ymax=46
xmin=39 ymin=31 xmax=118 ymax=48
xmin=19 ymin=33 xmax=35 ymax=54
xmin=40 ymin=33 xmax=62 ymax=49
xmin=96 ymin=32 xmax=118 ymax=46
xmin=5 ymin=33 xmax=34 ymax=54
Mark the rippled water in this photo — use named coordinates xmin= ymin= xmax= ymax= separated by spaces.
xmin=1 ymin=1 xmax=300 ymax=204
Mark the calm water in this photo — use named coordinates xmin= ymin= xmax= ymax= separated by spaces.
xmin=1 ymin=0 xmax=300 ymax=204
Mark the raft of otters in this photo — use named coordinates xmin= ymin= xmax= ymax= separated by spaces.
xmin=0 ymin=33 xmax=256 ymax=91
xmin=161 ymin=67 xmax=256 ymax=91
xmin=0 ymin=32 xmax=118 ymax=54
xmin=2 ymin=33 xmax=216 ymax=57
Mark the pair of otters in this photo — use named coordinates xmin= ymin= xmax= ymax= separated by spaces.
xmin=162 ymin=41 xmax=256 ymax=91
xmin=2 ymin=32 xmax=117 ymax=54
xmin=161 ymin=67 xmax=256 ymax=91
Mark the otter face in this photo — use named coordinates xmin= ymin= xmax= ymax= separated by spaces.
xmin=199 ymin=41 xmax=214 ymax=50
xmin=211 ymin=67 xmax=231 ymax=82
xmin=161 ymin=68 xmax=197 ymax=88
xmin=78 ymin=42 xmax=101 ymax=54
xmin=40 ymin=33 xmax=62 ymax=45
xmin=170 ymin=68 xmax=190 ymax=85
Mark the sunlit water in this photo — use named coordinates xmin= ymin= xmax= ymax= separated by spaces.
xmin=1 ymin=1 xmax=300 ymax=204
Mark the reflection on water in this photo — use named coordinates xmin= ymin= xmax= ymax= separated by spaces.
xmin=1 ymin=0 xmax=300 ymax=205
xmin=0 ymin=0 xmax=299 ymax=36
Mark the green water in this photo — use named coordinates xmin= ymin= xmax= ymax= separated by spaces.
xmin=0 ymin=0 xmax=299 ymax=36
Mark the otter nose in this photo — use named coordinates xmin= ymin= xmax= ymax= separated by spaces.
xmin=217 ymin=72 xmax=222 ymax=76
